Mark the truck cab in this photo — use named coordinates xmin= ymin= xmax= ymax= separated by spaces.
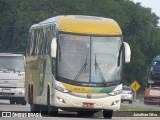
xmin=0 ymin=53 xmax=26 ymax=105
xmin=144 ymin=82 xmax=160 ymax=105
xmin=150 ymin=56 xmax=160 ymax=80
xmin=145 ymin=55 xmax=160 ymax=105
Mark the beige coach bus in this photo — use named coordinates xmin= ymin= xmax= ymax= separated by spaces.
xmin=25 ymin=15 xmax=131 ymax=118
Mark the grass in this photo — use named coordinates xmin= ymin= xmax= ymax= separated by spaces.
xmin=120 ymin=104 xmax=160 ymax=111
xmin=132 ymin=96 xmax=144 ymax=102
xmin=133 ymin=93 xmax=144 ymax=102
xmin=117 ymin=105 xmax=160 ymax=117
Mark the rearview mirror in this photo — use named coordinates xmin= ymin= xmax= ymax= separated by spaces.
xmin=123 ymin=42 xmax=131 ymax=63
xmin=51 ymin=38 xmax=57 ymax=58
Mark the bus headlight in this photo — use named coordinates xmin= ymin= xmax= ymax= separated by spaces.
xmin=108 ymin=90 xmax=122 ymax=96
xmin=57 ymin=97 xmax=66 ymax=103
xmin=55 ymin=85 xmax=71 ymax=93
xmin=111 ymin=100 xmax=119 ymax=106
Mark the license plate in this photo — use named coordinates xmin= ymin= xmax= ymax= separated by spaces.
xmin=82 ymin=103 xmax=94 ymax=108
xmin=2 ymin=89 xmax=11 ymax=93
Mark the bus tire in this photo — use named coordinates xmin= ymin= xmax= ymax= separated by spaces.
xmin=30 ymin=86 xmax=40 ymax=112
xmin=28 ymin=85 xmax=31 ymax=104
xmin=103 ymin=110 xmax=113 ymax=119
xmin=47 ymin=87 xmax=58 ymax=116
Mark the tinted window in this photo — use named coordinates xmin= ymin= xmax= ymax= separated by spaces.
xmin=0 ymin=56 xmax=25 ymax=71
xmin=123 ymin=86 xmax=131 ymax=91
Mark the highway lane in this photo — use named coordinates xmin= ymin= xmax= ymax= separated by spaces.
xmin=0 ymin=100 xmax=30 ymax=111
xmin=0 ymin=100 xmax=160 ymax=120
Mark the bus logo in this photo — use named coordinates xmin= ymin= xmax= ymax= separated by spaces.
xmin=86 ymin=94 xmax=92 ymax=99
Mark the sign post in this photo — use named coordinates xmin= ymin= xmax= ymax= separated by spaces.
xmin=130 ymin=80 xmax=141 ymax=100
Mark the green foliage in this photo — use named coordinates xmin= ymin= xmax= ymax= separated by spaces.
xmin=0 ymin=0 xmax=160 ymax=91
xmin=120 ymin=104 xmax=160 ymax=111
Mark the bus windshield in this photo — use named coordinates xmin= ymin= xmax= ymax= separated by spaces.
xmin=0 ymin=56 xmax=25 ymax=72
xmin=57 ymin=33 xmax=122 ymax=84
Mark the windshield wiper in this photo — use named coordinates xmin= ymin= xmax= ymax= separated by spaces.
xmin=58 ymin=43 xmax=61 ymax=62
xmin=95 ymin=54 xmax=106 ymax=84
xmin=74 ymin=54 xmax=87 ymax=81
xmin=117 ymin=43 xmax=124 ymax=66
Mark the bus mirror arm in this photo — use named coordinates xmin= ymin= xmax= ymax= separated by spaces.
xmin=51 ymin=38 xmax=57 ymax=58
xmin=117 ymin=43 xmax=124 ymax=66
xmin=123 ymin=42 xmax=131 ymax=63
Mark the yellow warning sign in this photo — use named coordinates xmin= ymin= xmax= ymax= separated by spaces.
xmin=130 ymin=80 xmax=141 ymax=92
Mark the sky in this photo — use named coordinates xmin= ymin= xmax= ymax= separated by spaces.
xmin=131 ymin=0 xmax=160 ymax=26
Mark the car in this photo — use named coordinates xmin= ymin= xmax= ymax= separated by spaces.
xmin=121 ymin=85 xmax=133 ymax=104
xmin=150 ymin=56 xmax=160 ymax=80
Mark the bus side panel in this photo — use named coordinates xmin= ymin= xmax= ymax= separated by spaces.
xmin=25 ymin=55 xmax=41 ymax=104
xmin=39 ymin=54 xmax=54 ymax=105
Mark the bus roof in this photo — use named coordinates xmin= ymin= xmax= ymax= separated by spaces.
xmin=31 ymin=15 xmax=122 ymax=35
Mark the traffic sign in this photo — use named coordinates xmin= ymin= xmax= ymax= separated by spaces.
xmin=130 ymin=80 xmax=141 ymax=92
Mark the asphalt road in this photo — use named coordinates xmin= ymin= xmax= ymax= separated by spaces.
xmin=0 ymin=100 xmax=160 ymax=120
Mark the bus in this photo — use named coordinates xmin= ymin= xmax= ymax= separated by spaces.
xmin=25 ymin=15 xmax=131 ymax=118
xmin=0 ymin=53 xmax=26 ymax=105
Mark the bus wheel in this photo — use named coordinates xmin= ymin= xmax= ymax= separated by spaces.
xmin=30 ymin=87 xmax=39 ymax=112
xmin=103 ymin=110 xmax=113 ymax=119
xmin=47 ymin=88 xmax=58 ymax=116
xmin=28 ymin=85 xmax=31 ymax=104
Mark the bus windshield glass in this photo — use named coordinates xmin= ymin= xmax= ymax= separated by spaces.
xmin=57 ymin=33 xmax=122 ymax=84
xmin=0 ymin=56 xmax=25 ymax=72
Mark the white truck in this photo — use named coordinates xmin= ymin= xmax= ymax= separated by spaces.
xmin=0 ymin=53 xmax=26 ymax=105
xmin=144 ymin=83 xmax=160 ymax=105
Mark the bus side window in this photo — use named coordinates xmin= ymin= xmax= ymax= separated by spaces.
xmin=38 ymin=29 xmax=45 ymax=55
xmin=46 ymin=27 xmax=52 ymax=55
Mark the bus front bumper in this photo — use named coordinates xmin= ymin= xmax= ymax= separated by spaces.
xmin=52 ymin=90 xmax=121 ymax=111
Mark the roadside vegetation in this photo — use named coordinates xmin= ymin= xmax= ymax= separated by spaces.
xmin=120 ymin=104 xmax=160 ymax=111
